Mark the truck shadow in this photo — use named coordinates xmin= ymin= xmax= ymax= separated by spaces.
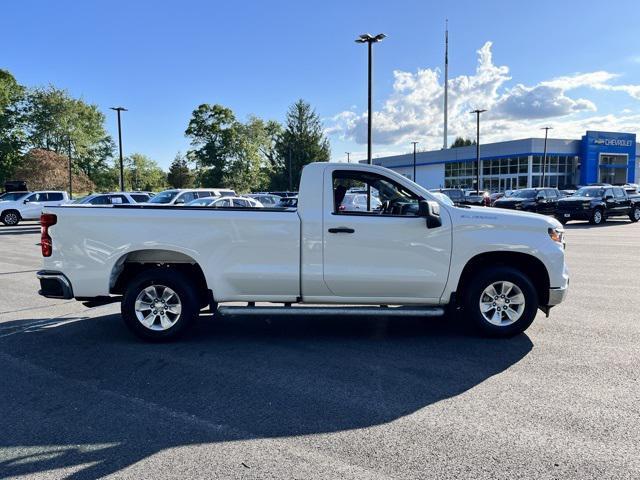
xmin=0 ymin=312 xmax=532 ymax=479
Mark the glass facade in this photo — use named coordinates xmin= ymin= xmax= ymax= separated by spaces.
xmin=444 ymin=155 xmax=578 ymax=192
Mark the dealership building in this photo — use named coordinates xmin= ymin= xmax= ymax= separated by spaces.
xmin=370 ymin=131 xmax=639 ymax=192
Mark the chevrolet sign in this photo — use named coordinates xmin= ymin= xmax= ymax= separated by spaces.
xmin=593 ymin=138 xmax=633 ymax=147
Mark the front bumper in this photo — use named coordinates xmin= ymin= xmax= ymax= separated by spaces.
xmin=547 ymin=285 xmax=568 ymax=306
xmin=556 ymin=209 xmax=590 ymax=220
xmin=37 ymin=270 xmax=74 ymax=299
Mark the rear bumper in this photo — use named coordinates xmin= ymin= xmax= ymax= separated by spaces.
xmin=37 ymin=270 xmax=74 ymax=299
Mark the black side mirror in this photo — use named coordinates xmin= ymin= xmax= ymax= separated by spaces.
xmin=23 ymin=199 xmax=28 ymax=204
xmin=418 ymin=200 xmax=442 ymax=228
xmin=605 ymin=195 xmax=613 ymax=201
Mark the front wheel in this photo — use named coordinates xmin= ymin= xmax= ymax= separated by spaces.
xmin=463 ymin=266 xmax=539 ymax=338
xmin=0 ymin=210 xmax=20 ymax=226
xmin=629 ymin=205 xmax=640 ymax=223
xmin=589 ymin=208 xmax=605 ymax=225
xmin=121 ymin=268 xmax=199 ymax=341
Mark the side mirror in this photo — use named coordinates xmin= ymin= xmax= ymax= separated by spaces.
xmin=174 ymin=197 xmax=185 ymax=205
xmin=418 ymin=200 xmax=442 ymax=228
xmin=23 ymin=199 xmax=28 ymax=204
xmin=536 ymin=194 xmax=545 ymax=201
xmin=605 ymin=195 xmax=613 ymax=201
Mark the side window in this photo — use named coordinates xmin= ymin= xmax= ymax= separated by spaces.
xmin=48 ymin=192 xmax=64 ymax=201
xmin=110 ymin=195 xmax=127 ymax=204
xmin=131 ymin=194 xmax=149 ymax=203
xmin=181 ymin=192 xmax=196 ymax=203
xmin=604 ymin=188 xmax=614 ymax=199
xmin=233 ymin=199 xmax=248 ymax=207
xmin=333 ymin=170 xmax=421 ymax=216
xmin=24 ymin=193 xmax=37 ymax=203
xmin=613 ymin=188 xmax=625 ymax=198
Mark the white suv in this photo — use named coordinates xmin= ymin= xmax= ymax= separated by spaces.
xmin=0 ymin=191 xmax=69 ymax=226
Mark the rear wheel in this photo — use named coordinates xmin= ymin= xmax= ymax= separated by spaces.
xmin=463 ymin=266 xmax=539 ymax=337
xmin=0 ymin=210 xmax=20 ymax=226
xmin=629 ymin=205 xmax=640 ymax=223
xmin=589 ymin=208 xmax=604 ymax=225
xmin=121 ymin=268 xmax=199 ymax=341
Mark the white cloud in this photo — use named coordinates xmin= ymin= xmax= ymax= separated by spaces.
xmin=328 ymin=42 xmax=640 ymax=150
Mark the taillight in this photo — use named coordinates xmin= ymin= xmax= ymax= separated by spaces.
xmin=40 ymin=213 xmax=57 ymax=257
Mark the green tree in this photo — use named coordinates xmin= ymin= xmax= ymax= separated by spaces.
xmin=185 ymin=104 xmax=237 ymax=188
xmin=274 ymin=99 xmax=330 ymax=190
xmin=124 ymin=153 xmax=166 ymax=191
xmin=450 ymin=137 xmax=476 ymax=148
xmin=167 ymin=152 xmax=194 ymax=188
xmin=0 ymin=69 xmax=27 ymax=184
xmin=25 ymin=85 xmax=113 ymax=184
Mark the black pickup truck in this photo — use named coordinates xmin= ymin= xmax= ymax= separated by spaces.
xmin=555 ymin=186 xmax=640 ymax=225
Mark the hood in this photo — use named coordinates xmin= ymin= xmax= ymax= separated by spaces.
xmin=450 ymin=204 xmax=561 ymax=229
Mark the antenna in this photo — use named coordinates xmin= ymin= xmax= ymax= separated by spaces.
xmin=443 ymin=19 xmax=449 ymax=150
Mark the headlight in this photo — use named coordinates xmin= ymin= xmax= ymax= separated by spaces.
xmin=548 ymin=227 xmax=565 ymax=244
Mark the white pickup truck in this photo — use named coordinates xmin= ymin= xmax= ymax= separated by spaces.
xmin=37 ymin=163 xmax=568 ymax=340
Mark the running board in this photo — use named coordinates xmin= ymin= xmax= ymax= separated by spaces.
xmin=217 ymin=306 xmax=445 ymax=317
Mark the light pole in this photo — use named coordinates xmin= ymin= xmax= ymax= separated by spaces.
xmin=470 ymin=109 xmax=487 ymax=193
xmin=345 ymin=152 xmax=351 ymax=163
xmin=110 ymin=107 xmax=127 ymax=192
xmin=411 ymin=141 xmax=419 ymax=182
xmin=541 ymin=126 xmax=552 ymax=188
xmin=67 ymin=136 xmax=73 ymax=199
xmin=355 ymin=33 xmax=386 ymax=165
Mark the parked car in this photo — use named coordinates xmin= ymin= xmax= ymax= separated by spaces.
xmin=493 ymin=188 xmax=561 ymax=215
xmin=37 ymin=162 xmax=568 ymax=341
xmin=185 ymin=196 xmax=264 ymax=208
xmin=277 ymin=196 xmax=298 ymax=208
xmin=3 ymin=180 xmax=28 ymax=193
xmin=1 ymin=191 xmax=69 ymax=226
xmin=0 ymin=190 xmax=31 ymax=202
xmin=147 ymin=188 xmax=236 ymax=206
xmin=246 ymin=193 xmax=282 ymax=207
xmin=337 ymin=193 xmax=382 ymax=212
xmin=269 ymin=191 xmax=298 ymax=197
xmin=555 ymin=186 xmax=640 ymax=225
xmin=73 ymin=192 xmax=151 ymax=205
xmin=429 ymin=188 xmax=465 ymax=205
xmin=463 ymin=190 xmax=491 ymax=206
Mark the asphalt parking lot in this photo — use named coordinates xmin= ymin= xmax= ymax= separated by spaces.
xmin=0 ymin=220 xmax=638 ymax=480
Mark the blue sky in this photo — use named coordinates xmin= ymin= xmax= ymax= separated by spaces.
xmin=3 ymin=0 xmax=640 ymax=168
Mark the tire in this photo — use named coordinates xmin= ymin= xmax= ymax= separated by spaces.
xmin=629 ymin=205 xmax=640 ymax=223
xmin=463 ymin=266 xmax=539 ymax=338
xmin=589 ymin=208 xmax=605 ymax=225
xmin=0 ymin=210 xmax=21 ymax=226
xmin=121 ymin=267 xmax=199 ymax=341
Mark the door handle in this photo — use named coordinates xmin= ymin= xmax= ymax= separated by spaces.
xmin=328 ymin=227 xmax=355 ymax=234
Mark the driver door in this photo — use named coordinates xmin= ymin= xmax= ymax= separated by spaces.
xmin=322 ymin=169 xmax=452 ymax=302
xmin=21 ymin=192 xmax=45 ymax=219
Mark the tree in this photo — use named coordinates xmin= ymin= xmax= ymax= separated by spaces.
xmin=167 ymin=152 xmax=194 ymax=188
xmin=124 ymin=153 xmax=166 ymax=191
xmin=0 ymin=69 xmax=27 ymax=184
xmin=14 ymin=148 xmax=95 ymax=192
xmin=185 ymin=104 xmax=237 ymax=188
xmin=450 ymin=137 xmax=476 ymax=148
xmin=25 ymin=85 xmax=113 ymax=184
xmin=274 ymin=99 xmax=330 ymax=190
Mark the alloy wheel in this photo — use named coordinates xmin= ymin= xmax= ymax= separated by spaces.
xmin=134 ymin=285 xmax=182 ymax=331
xmin=479 ymin=281 xmax=526 ymax=326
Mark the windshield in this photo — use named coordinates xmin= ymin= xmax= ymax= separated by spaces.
xmin=0 ymin=192 xmax=29 ymax=202
xmin=148 ymin=191 xmax=179 ymax=204
xmin=509 ymin=189 xmax=537 ymax=199
xmin=574 ymin=187 xmax=604 ymax=198
xmin=72 ymin=195 xmax=92 ymax=204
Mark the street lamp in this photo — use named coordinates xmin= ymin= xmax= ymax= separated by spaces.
xmin=355 ymin=33 xmax=386 ymax=165
xmin=411 ymin=141 xmax=419 ymax=182
xmin=470 ymin=109 xmax=487 ymax=193
xmin=110 ymin=106 xmax=128 ymax=192
xmin=67 ymin=136 xmax=73 ymax=199
xmin=345 ymin=152 xmax=351 ymax=163
xmin=541 ymin=126 xmax=553 ymax=188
